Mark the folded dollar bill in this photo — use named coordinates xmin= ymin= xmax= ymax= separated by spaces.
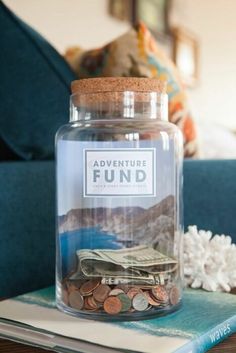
xmin=93 ymin=245 xmax=177 ymax=269
xmin=73 ymin=245 xmax=178 ymax=280
xmin=101 ymin=273 xmax=170 ymax=286
xmin=101 ymin=276 xmax=156 ymax=286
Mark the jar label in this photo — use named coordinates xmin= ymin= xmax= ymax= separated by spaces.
xmin=83 ymin=148 xmax=156 ymax=197
xmin=57 ymin=139 xmax=176 ymax=278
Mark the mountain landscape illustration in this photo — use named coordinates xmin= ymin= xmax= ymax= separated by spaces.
xmin=58 ymin=195 xmax=175 ymax=250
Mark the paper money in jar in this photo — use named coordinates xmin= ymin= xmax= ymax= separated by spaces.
xmin=58 ymin=245 xmax=181 ymax=319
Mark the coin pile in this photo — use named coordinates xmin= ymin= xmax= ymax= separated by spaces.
xmin=62 ymin=278 xmax=180 ymax=315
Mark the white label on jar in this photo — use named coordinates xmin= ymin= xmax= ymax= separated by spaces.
xmin=83 ymin=148 xmax=156 ymax=197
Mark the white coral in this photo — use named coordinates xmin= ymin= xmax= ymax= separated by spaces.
xmin=184 ymin=225 xmax=236 ymax=292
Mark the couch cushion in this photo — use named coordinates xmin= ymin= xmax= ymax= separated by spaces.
xmin=0 ymin=1 xmax=76 ymax=160
xmin=65 ymin=22 xmax=198 ymax=158
xmin=184 ymin=159 xmax=236 ymax=238
xmin=0 ymin=161 xmax=55 ymax=297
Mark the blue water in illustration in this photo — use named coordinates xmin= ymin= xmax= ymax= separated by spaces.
xmin=59 ymin=227 xmax=121 ymax=276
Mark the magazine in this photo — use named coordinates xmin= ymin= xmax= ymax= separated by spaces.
xmin=0 ymin=286 xmax=236 ymax=353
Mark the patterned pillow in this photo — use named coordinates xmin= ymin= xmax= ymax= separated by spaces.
xmin=65 ymin=23 xmax=198 ymax=157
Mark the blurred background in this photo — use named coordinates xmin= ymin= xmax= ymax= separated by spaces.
xmin=3 ymin=0 xmax=236 ymax=158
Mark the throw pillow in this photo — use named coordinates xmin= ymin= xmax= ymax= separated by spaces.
xmin=0 ymin=1 xmax=76 ymax=160
xmin=65 ymin=23 xmax=198 ymax=158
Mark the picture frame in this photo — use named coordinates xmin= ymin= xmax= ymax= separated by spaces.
xmin=108 ymin=0 xmax=133 ymax=22
xmin=134 ymin=0 xmax=172 ymax=36
xmin=172 ymin=27 xmax=199 ymax=87
xmin=109 ymin=0 xmax=172 ymax=40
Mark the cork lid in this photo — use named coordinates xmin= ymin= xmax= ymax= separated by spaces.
xmin=71 ymin=77 xmax=166 ymax=95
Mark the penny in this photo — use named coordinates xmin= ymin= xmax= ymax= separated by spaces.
xmin=94 ymin=299 xmax=104 ymax=308
xmin=83 ymin=296 xmax=97 ymax=311
xmin=80 ymin=279 xmax=101 ymax=296
xmin=169 ymin=286 xmax=180 ymax=306
xmin=115 ymin=284 xmax=130 ymax=293
xmin=143 ymin=291 xmax=161 ymax=307
xmin=151 ymin=286 xmax=169 ymax=303
xmin=66 ymin=279 xmax=85 ymax=291
xmin=117 ymin=293 xmax=132 ymax=312
xmin=109 ymin=289 xmax=124 ymax=296
xmin=66 ymin=282 xmax=80 ymax=293
xmin=127 ymin=287 xmax=143 ymax=299
xmin=68 ymin=290 xmax=84 ymax=310
xmin=87 ymin=295 xmax=100 ymax=310
xmin=93 ymin=284 xmax=111 ymax=303
xmin=132 ymin=293 xmax=149 ymax=311
xmin=76 ymin=279 xmax=87 ymax=286
xmin=83 ymin=296 xmax=92 ymax=310
xmin=62 ymin=288 xmax=69 ymax=305
xmin=104 ymin=296 xmax=122 ymax=315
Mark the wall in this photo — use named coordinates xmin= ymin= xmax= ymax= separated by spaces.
xmin=4 ymin=0 xmax=130 ymax=51
xmin=3 ymin=0 xmax=236 ymax=129
xmin=172 ymin=0 xmax=236 ymax=129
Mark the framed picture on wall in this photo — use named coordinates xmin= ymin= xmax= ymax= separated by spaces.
xmin=135 ymin=0 xmax=172 ymax=36
xmin=108 ymin=0 xmax=133 ymax=22
xmin=172 ymin=27 xmax=199 ymax=87
xmin=109 ymin=0 xmax=172 ymax=37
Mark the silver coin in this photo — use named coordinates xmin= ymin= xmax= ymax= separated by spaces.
xmin=68 ymin=290 xmax=84 ymax=310
xmin=132 ymin=293 xmax=149 ymax=311
xmin=109 ymin=289 xmax=125 ymax=296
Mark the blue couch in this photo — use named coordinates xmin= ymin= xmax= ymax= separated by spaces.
xmin=1 ymin=159 xmax=236 ymax=298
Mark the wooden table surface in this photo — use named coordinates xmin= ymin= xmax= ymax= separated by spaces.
xmin=1 ymin=288 xmax=236 ymax=353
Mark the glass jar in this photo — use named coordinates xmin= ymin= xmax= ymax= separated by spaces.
xmin=56 ymin=77 xmax=183 ymax=321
